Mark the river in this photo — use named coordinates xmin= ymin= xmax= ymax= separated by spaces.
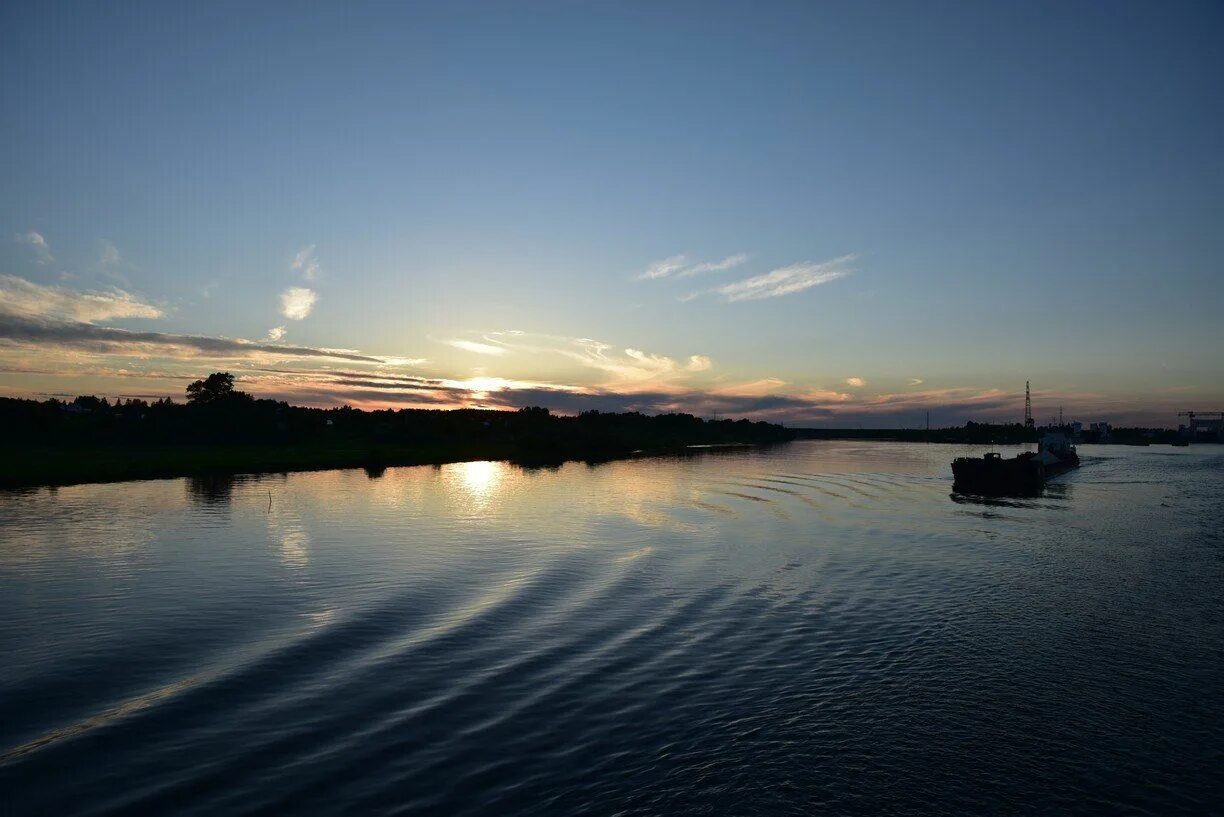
xmin=1 ymin=441 xmax=1221 ymax=815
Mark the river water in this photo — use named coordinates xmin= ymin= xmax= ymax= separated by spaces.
xmin=1 ymin=441 xmax=1221 ymax=815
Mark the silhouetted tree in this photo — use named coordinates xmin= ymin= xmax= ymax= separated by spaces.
xmin=186 ymin=372 xmax=248 ymax=404
xmin=1 ymin=386 xmax=799 ymax=488
xmin=72 ymin=395 xmax=109 ymax=412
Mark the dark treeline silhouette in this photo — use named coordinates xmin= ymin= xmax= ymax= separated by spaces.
xmin=0 ymin=373 xmax=795 ymax=488
xmin=1099 ymin=427 xmax=1190 ymax=445
xmin=796 ymin=422 xmax=1195 ymax=445
xmin=795 ymin=421 xmax=1039 ymax=444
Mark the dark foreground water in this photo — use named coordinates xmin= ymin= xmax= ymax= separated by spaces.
xmin=1 ymin=442 xmax=1221 ymax=816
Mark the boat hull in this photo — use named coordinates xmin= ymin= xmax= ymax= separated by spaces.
xmin=952 ymin=451 xmax=1079 ymax=497
xmin=952 ymin=455 xmax=1043 ymax=496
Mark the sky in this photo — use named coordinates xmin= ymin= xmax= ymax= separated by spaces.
xmin=1 ymin=1 xmax=1221 ymax=427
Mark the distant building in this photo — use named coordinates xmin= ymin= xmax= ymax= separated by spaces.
xmin=1089 ymin=421 xmax=1111 ymax=443
xmin=1180 ymin=416 xmax=1224 ymax=441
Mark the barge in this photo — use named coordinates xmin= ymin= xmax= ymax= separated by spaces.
xmin=952 ymin=432 xmax=1079 ymax=497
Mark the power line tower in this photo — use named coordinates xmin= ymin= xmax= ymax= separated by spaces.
xmin=1024 ymin=381 xmax=1033 ymax=427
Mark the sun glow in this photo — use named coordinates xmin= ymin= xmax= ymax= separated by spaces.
xmin=455 ymin=460 xmax=503 ymax=499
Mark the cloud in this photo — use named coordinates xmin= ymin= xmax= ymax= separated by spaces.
xmin=227 ymin=367 xmax=823 ymax=416
xmin=0 ymin=323 xmax=1169 ymax=426
xmin=713 ymin=256 xmax=854 ymax=302
xmin=686 ymin=355 xmax=712 ymax=372
xmin=479 ymin=386 xmax=861 ymax=420
xmin=0 ymin=275 xmax=162 ymax=322
xmin=205 ymin=368 xmax=586 ymax=411
xmin=280 ymin=287 xmax=317 ymax=320
xmin=638 ymin=254 xmax=688 ymax=280
xmin=16 ymin=231 xmax=53 ymax=264
xmin=474 ymin=331 xmax=714 ymax=391
xmin=713 ymin=378 xmax=788 ymax=398
xmin=446 ymin=339 xmax=508 ymax=356
xmin=580 ymin=343 xmax=691 ymax=385
xmin=265 ymin=326 xmax=286 ymax=342
xmin=678 ymin=254 xmax=749 ymax=277
xmin=0 ymin=312 xmax=389 ymax=363
xmin=908 ymin=378 xmax=924 ymax=386
xmin=99 ymin=239 xmax=121 ymax=266
xmin=291 ymin=245 xmax=320 ymax=280
xmin=845 ymin=377 xmax=866 ymax=388
xmin=638 ymin=253 xmax=749 ymax=280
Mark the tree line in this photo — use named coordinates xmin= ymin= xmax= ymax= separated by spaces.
xmin=0 ymin=372 xmax=796 ymax=462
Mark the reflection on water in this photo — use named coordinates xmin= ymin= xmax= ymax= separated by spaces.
xmin=268 ymin=507 xmax=310 ymax=569
xmin=1 ymin=442 xmax=1222 ymax=816
xmin=451 ymin=459 xmax=504 ymax=500
xmin=187 ymin=473 xmax=238 ymax=505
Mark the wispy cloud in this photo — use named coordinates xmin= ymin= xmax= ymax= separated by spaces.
xmin=291 ymin=244 xmax=320 ymax=280
xmin=0 ymin=308 xmax=1173 ymax=426
xmin=908 ymin=377 xmax=924 ymax=386
xmin=265 ymin=326 xmax=287 ymax=342
xmin=845 ymin=376 xmax=866 ymax=388
xmin=98 ymin=239 xmax=121 ymax=266
xmin=638 ymin=254 xmax=688 ymax=280
xmin=712 ymin=255 xmax=855 ymax=302
xmin=638 ymin=253 xmax=749 ymax=280
xmin=15 ymin=231 xmax=53 ymax=264
xmin=6 ymin=364 xmax=1169 ymax=426
xmin=446 ymin=339 xmax=508 ymax=356
xmin=280 ymin=287 xmax=317 ymax=320
xmin=0 ymin=274 xmax=162 ymax=322
xmin=0 ymin=312 xmax=389 ymax=363
xmin=712 ymin=377 xmax=788 ymax=398
xmin=678 ymin=253 xmax=749 ymax=277
xmin=477 ymin=331 xmax=714 ymax=390
xmin=686 ymin=354 xmax=712 ymax=372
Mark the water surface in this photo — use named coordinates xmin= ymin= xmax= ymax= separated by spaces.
xmin=2 ymin=442 xmax=1221 ymax=815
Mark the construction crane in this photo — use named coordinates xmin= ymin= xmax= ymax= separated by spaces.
xmin=1178 ymin=411 xmax=1224 ymax=421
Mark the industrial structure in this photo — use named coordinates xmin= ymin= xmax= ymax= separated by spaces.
xmin=1178 ymin=411 xmax=1224 ymax=442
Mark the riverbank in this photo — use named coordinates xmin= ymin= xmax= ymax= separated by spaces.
xmin=795 ymin=426 xmax=1200 ymax=445
xmin=0 ymin=439 xmax=782 ymax=490
xmin=0 ymin=391 xmax=796 ymax=489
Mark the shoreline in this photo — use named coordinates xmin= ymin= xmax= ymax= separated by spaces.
xmin=5 ymin=436 xmax=1206 ymax=492
xmin=0 ymin=439 xmax=778 ymax=491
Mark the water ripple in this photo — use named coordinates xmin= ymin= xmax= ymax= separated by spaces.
xmin=1 ymin=442 xmax=1221 ymax=815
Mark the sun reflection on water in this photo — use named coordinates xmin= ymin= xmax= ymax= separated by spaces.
xmin=452 ymin=460 xmax=504 ymax=500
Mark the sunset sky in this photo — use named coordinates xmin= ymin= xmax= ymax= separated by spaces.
xmin=2 ymin=1 xmax=1220 ymax=426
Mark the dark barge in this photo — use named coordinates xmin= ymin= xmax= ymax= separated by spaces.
xmin=952 ymin=433 xmax=1079 ymax=497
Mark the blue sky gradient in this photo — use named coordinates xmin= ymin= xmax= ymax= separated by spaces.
xmin=2 ymin=1 xmax=1221 ymax=425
